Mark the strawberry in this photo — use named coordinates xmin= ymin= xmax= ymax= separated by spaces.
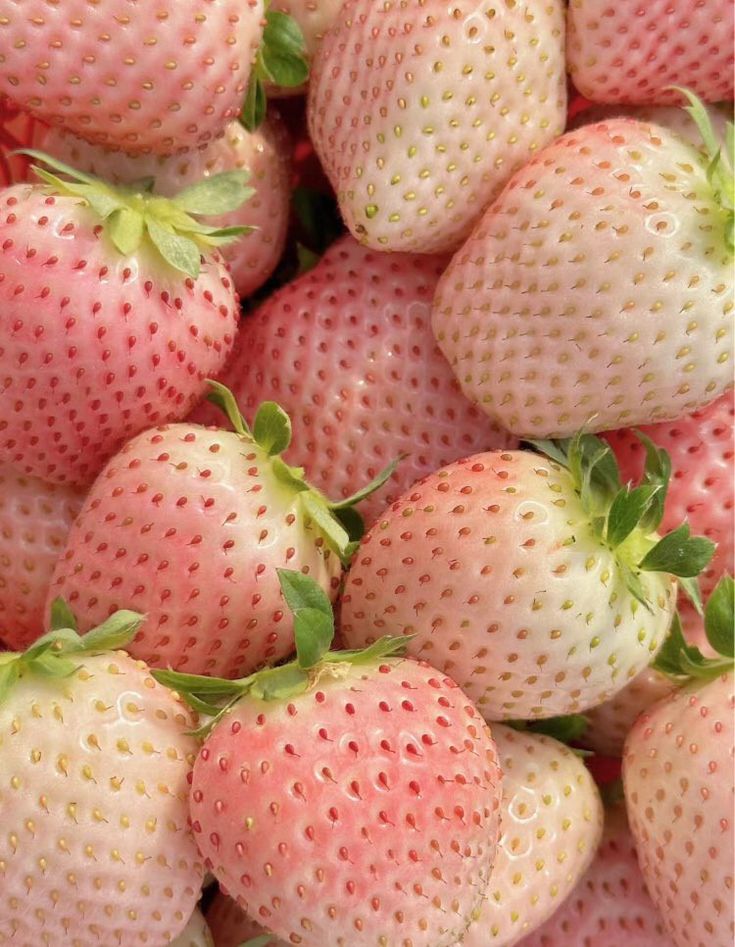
xmin=566 ymin=0 xmax=734 ymax=106
xmin=517 ymin=802 xmax=676 ymax=947
xmin=0 ymin=152 xmax=251 ymax=486
xmin=48 ymin=386 xmax=393 ymax=677
xmin=172 ymin=908 xmax=213 ymax=947
xmin=605 ymin=393 xmax=734 ymax=601
xmin=0 ymin=1 xmax=264 ymax=156
xmin=340 ymin=433 xmax=715 ymax=721
xmin=193 ymin=234 xmax=517 ymax=524
xmin=0 ymin=467 xmax=84 ymax=651
xmin=307 ymin=0 xmax=567 ymax=254
xmin=622 ymin=582 xmax=734 ymax=947
xmin=0 ymin=606 xmax=205 ymax=946
xmin=36 ymin=116 xmax=292 ymax=300
xmin=207 ymin=891 xmax=284 ymax=946
xmin=432 ymin=100 xmax=734 ymax=438
xmin=158 ymin=569 xmax=504 ymax=947
xmin=463 ymin=723 xmax=603 ymax=946
xmin=568 ymin=102 xmax=733 ymax=144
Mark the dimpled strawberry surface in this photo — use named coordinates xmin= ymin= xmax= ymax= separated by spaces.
xmin=0 ymin=6 xmax=733 ymax=947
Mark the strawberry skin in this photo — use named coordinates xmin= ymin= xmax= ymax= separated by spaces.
xmin=567 ymin=0 xmax=734 ymax=105
xmin=0 ymin=652 xmax=204 ymax=946
xmin=340 ymin=450 xmax=676 ymax=721
xmin=308 ymin=0 xmax=566 ymax=253
xmin=605 ymin=394 xmax=734 ymax=601
xmin=0 ymin=467 xmax=84 ymax=650
xmin=47 ymin=423 xmax=342 ymax=677
xmin=37 ymin=117 xmax=292 ymax=300
xmin=190 ymin=657 xmax=503 ymax=946
xmin=193 ymin=235 xmax=517 ymax=524
xmin=0 ymin=1 xmax=263 ymax=156
xmin=171 ymin=908 xmax=213 ymax=947
xmin=517 ymin=803 xmax=675 ymax=947
xmin=433 ymin=119 xmax=734 ymax=438
xmin=0 ymin=185 xmax=239 ymax=485
xmin=623 ymin=671 xmax=734 ymax=947
xmin=207 ymin=891 xmax=284 ymax=947
xmin=464 ymin=724 xmax=603 ymax=946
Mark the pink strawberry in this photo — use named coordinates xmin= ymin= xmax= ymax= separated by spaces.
xmin=568 ymin=102 xmax=733 ymax=144
xmin=47 ymin=387 xmax=391 ymax=677
xmin=0 ymin=1 xmax=263 ymax=156
xmin=161 ymin=569 xmax=504 ymax=947
xmin=432 ymin=109 xmax=734 ymax=438
xmin=307 ymin=0 xmax=566 ymax=253
xmin=207 ymin=891 xmax=284 ymax=947
xmin=566 ymin=0 xmax=734 ymax=106
xmin=0 ymin=467 xmax=85 ymax=650
xmin=36 ymin=116 xmax=292 ymax=300
xmin=340 ymin=435 xmax=714 ymax=721
xmin=623 ymin=669 xmax=734 ymax=946
xmin=605 ymin=394 xmax=734 ymax=601
xmin=517 ymin=803 xmax=676 ymax=947
xmin=171 ymin=908 xmax=213 ymax=947
xmin=0 ymin=154 xmax=248 ymax=485
xmin=0 ymin=608 xmax=205 ymax=946
xmin=463 ymin=723 xmax=603 ymax=946
xmin=193 ymin=234 xmax=517 ymax=524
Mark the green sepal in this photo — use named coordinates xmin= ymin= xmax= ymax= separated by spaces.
xmin=678 ymin=574 xmax=705 ymax=615
xmin=50 ymin=597 xmax=78 ymax=633
xmin=241 ymin=75 xmax=267 ymax=133
xmin=145 ymin=219 xmax=202 ymax=279
xmin=173 ymin=170 xmax=253 ymax=216
xmin=0 ymin=662 xmax=20 ymax=705
xmin=277 ymin=568 xmax=334 ymax=669
xmin=638 ymin=523 xmax=715 ymax=577
xmin=108 ymin=207 xmax=145 ymax=255
xmin=634 ymin=431 xmax=672 ymax=531
xmin=248 ymin=663 xmax=311 ymax=701
xmin=704 ymin=574 xmax=734 ymax=658
xmin=652 ymin=604 xmax=734 ymax=681
xmin=605 ymin=484 xmax=661 ymax=549
xmin=528 ymin=434 xmax=621 ymax=519
xmin=507 ymin=714 xmax=589 ymax=744
xmin=332 ymin=505 xmax=366 ymax=545
xmin=73 ymin=610 xmax=144 ymax=653
xmin=241 ymin=8 xmax=308 ymax=131
xmin=205 ymin=380 xmax=252 ymax=437
xmin=332 ymin=635 xmax=412 ymax=665
xmin=253 ymin=402 xmax=292 ymax=456
xmin=151 ymin=668 xmax=248 ymax=703
xmin=300 ymin=491 xmax=353 ymax=563
xmin=329 ymin=456 xmax=403 ymax=510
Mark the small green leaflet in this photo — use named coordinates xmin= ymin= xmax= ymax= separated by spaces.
xmin=605 ymin=484 xmax=661 ymax=549
xmin=0 ymin=662 xmax=20 ymax=706
xmin=241 ymin=9 xmax=308 ymax=131
xmin=639 ymin=523 xmax=715 ymax=577
xmin=241 ymin=76 xmax=267 ymax=133
xmin=145 ymin=218 xmax=202 ymax=278
xmin=652 ymin=612 xmax=733 ymax=681
xmin=108 ymin=207 xmax=145 ymax=255
xmin=173 ymin=170 xmax=253 ymax=215
xmin=299 ymin=492 xmax=352 ymax=562
xmin=277 ymin=568 xmax=334 ymax=669
xmin=77 ymin=610 xmax=144 ymax=653
xmin=205 ymin=380 xmax=252 ymax=437
xmin=253 ymin=402 xmax=292 ymax=456
xmin=634 ymin=430 xmax=672 ymax=531
xmin=329 ymin=456 xmax=403 ymax=511
xmin=704 ymin=574 xmax=734 ymax=658
xmin=49 ymin=597 xmax=78 ymax=633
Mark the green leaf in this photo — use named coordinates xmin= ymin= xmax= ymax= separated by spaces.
xmin=241 ymin=75 xmax=267 ymax=132
xmin=0 ymin=660 xmax=20 ymax=705
xmin=173 ymin=170 xmax=253 ymax=216
xmin=296 ymin=243 xmax=320 ymax=274
xmin=606 ymin=484 xmax=661 ymax=549
xmin=152 ymin=668 xmax=247 ymax=700
xmin=332 ymin=505 xmax=365 ymax=545
xmin=299 ymin=492 xmax=352 ymax=562
xmin=205 ymin=381 xmax=251 ymax=437
xmin=271 ymin=456 xmax=310 ymax=493
xmin=652 ymin=613 xmax=692 ymax=676
xmin=634 ymin=431 xmax=672 ymax=531
xmin=80 ymin=610 xmax=144 ymax=653
xmin=107 ymin=207 xmax=145 ymax=255
xmin=704 ymin=575 xmax=734 ymax=658
xmin=507 ymin=714 xmax=589 ymax=744
xmin=277 ymin=569 xmax=333 ymax=618
xmin=333 ymin=635 xmax=412 ymax=665
xmin=526 ymin=438 xmax=572 ymax=469
xmin=15 ymin=149 xmax=97 ymax=185
xmin=253 ymin=402 xmax=292 ymax=456
xmin=248 ymin=663 xmax=310 ymax=701
xmin=28 ymin=652 xmax=80 ymax=678
xmin=639 ymin=523 xmax=716 ymax=577
xmin=23 ymin=626 xmax=82 ymax=660
xmin=49 ymin=597 xmax=78 ymax=633
xmin=329 ymin=457 xmax=403 ymax=510
xmin=260 ymin=10 xmax=309 ymax=88
xmin=293 ymin=608 xmax=335 ymax=670
xmin=679 ymin=575 xmax=704 ymax=615
xmin=653 ymin=611 xmax=733 ymax=680
xmin=145 ymin=218 xmax=201 ymax=277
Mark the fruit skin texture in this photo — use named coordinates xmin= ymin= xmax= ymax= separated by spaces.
xmin=0 ymin=1 xmax=263 ymax=156
xmin=0 ymin=652 xmax=204 ymax=947
xmin=47 ymin=423 xmax=342 ymax=677
xmin=605 ymin=394 xmax=734 ymax=602
xmin=0 ymin=185 xmax=240 ymax=486
xmin=308 ymin=0 xmax=566 ymax=254
xmin=432 ymin=119 xmax=734 ymax=438
xmin=566 ymin=0 xmax=734 ymax=106
xmin=193 ymin=234 xmax=517 ymax=524
xmin=517 ymin=803 xmax=675 ymax=947
xmin=207 ymin=891 xmax=285 ymax=947
xmin=36 ymin=117 xmax=292 ymax=300
xmin=340 ymin=450 xmax=676 ymax=721
xmin=171 ymin=908 xmax=214 ymax=947
xmin=190 ymin=658 xmax=503 ymax=946
xmin=623 ymin=671 xmax=735 ymax=947
xmin=0 ymin=467 xmax=85 ymax=650
xmin=463 ymin=725 xmax=603 ymax=946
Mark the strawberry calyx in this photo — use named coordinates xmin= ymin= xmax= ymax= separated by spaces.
xmin=530 ymin=431 xmax=715 ymax=612
xmin=153 ymin=569 xmax=410 ymax=737
xmin=0 ymin=599 xmax=144 ymax=705
xmin=17 ymin=149 xmax=255 ymax=278
xmin=652 ymin=575 xmax=734 ymax=682
xmin=668 ymin=88 xmax=734 ymax=252
xmin=207 ymin=381 xmax=401 ymax=564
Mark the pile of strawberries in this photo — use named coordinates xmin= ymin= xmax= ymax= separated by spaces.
xmin=0 ymin=1 xmax=733 ymax=946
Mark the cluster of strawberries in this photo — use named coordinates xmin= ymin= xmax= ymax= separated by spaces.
xmin=0 ymin=1 xmax=733 ymax=946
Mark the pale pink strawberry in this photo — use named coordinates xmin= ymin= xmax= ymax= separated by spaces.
xmin=0 ymin=1 xmax=263 ymax=156
xmin=463 ymin=724 xmax=603 ymax=946
xmin=172 ymin=908 xmax=214 ymax=947
xmin=623 ymin=671 xmax=734 ymax=947
xmin=568 ymin=103 xmax=733 ymax=143
xmin=307 ymin=0 xmax=566 ymax=254
xmin=0 ymin=467 xmax=85 ymax=651
xmin=605 ymin=394 xmax=734 ymax=601
xmin=0 ymin=163 xmax=245 ymax=486
xmin=207 ymin=891 xmax=284 ymax=947
xmin=0 ymin=613 xmax=205 ymax=947
xmin=340 ymin=441 xmax=695 ymax=722
xmin=432 ymin=117 xmax=734 ymax=437
xmin=193 ymin=235 xmax=517 ymax=524
xmin=187 ymin=653 xmax=503 ymax=946
xmin=36 ymin=117 xmax=292 ymax=299
xmin=567 ymin=0 xmax=734 ymax=106
xmin=517 ymin=803 xmax=676 ymax=947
